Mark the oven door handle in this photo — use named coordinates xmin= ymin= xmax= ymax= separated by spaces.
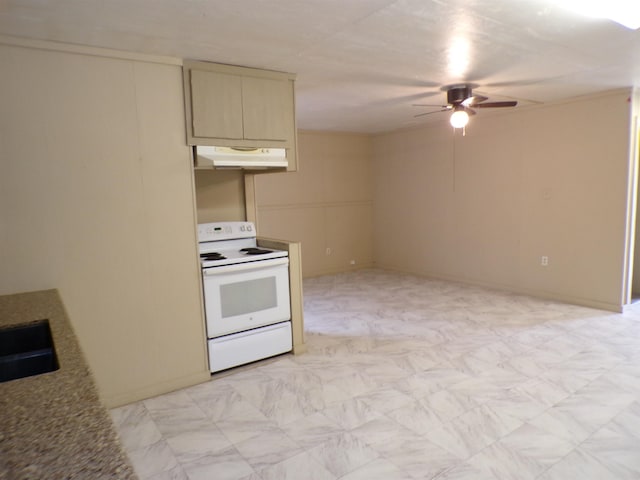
xmin=203 ymin=257 xmax=289 ymax=275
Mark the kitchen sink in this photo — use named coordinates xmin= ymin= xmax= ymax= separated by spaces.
xmin=0 ymin=319 xmax=59 ymax=383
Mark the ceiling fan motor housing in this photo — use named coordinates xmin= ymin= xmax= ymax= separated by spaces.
xmin=447 ymin=85 xmax=473 ymax=105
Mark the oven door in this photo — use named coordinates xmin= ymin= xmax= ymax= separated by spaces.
xmin=202 ymin=257 xmax=291 ymax=338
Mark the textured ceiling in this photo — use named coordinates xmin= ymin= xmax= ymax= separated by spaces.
xmin=0 ymin=0 xmax=639 ymax=133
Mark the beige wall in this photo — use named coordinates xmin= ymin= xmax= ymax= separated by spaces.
xmin=630 ymin=89 xmax=640 ymax=298
xmin=2 ymin=38 xmax=634 ymax=413
xmin=0 ymin=42 xmax=209 ymax=407
xmin=372 ymin=90 xmax=634 ymax=311
xmin=254 ymin=131 xmax=373 ymax=277
xmin=195 ymin=169 xmax=246 ymax=223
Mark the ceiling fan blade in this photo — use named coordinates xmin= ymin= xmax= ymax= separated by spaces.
xmin=462 ymin=95 xmax=488 ymax=107
xmin=414 ymin=108 xmax=450 ymax=118
xmin=411 ymin=103 xmax=453 ymax=110
xmin=475 ymin=101 xmax=518 ymax=108
xmin=463 ymin=106 xmax=477 ymax=116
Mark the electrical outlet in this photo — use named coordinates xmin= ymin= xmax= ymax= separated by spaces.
xmin=326 ymin=247 xmax=331 ymax=256
xmin=350 ymin=260 xmax=356 ymax=265
xmin=541 ymin=255 xmax=549 ymax=266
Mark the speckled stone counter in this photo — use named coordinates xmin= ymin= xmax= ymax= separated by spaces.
xmin=0 ymin=289 xmax=137 ymax=480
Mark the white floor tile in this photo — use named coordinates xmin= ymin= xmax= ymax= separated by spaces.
xmin=339 ymin=458 xmax=412 ymax=480
xmin=180 ymin=446 xmax=255 ymax=480
xmin=110 ymin=269 xmax=640 ymax=480
xmin=256 ymin=450 xmax=336 ymax=480
xmin=307 ymin=432 xmax=379 ymax=477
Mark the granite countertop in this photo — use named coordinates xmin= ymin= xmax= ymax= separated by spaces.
xmin=0 ymin=289 xmax=137 ymax=480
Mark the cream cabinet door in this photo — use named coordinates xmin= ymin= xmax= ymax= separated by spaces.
xmin=242 ymin=76 xmax=294 ymax=142
xmin=190 ymin=69 xmax=243 ymax=140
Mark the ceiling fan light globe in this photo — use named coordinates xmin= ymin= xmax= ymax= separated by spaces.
xmin=450 ymin=110 xmax=469 ymax=128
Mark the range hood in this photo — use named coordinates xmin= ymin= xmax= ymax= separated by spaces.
xmin=194 ymin=146 xmax=287 ymax=170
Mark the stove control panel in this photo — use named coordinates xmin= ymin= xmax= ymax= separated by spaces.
xmin=198 ymin=221 xmax=256 ymax=242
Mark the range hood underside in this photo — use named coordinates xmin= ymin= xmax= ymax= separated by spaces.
xmin=193 ymin=146 xmax=287 ymax=170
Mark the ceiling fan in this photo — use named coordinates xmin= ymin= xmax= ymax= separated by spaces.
xmin=414 ymin=84 xmax=518 ymax=129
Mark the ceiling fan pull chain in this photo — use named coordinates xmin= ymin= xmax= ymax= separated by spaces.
xmin=452 ymin=125 xmax=467 ymax=136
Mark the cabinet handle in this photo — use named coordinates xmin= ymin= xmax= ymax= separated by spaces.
xmin=203 ymin=257 xmax=289 ymax=275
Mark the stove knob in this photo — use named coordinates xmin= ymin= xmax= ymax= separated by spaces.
xmin=246 ymin=225 xmax=253 ymax=232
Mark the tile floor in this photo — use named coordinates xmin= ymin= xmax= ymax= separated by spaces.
xmin=111 ymin=269 xmax=640 ymax=479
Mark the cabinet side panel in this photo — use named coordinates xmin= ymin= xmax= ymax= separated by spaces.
xmin=0 ymin=45 xmax=209 ymax=406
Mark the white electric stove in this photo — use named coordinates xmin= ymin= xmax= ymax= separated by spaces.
xmin=197 ymin=222 xmax=292 ymax=372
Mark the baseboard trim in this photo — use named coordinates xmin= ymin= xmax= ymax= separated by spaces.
xmin=366 ymin=265 xmax=623 ymax=313
xmin=103 ymin=370 xmax=211 ymax=409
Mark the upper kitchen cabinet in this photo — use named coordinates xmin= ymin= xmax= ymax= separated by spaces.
xmin=183 ymin=60 xmax=297 ymax=171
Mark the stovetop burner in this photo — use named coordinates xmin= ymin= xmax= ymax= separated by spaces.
xmin=201 ymin=252 xmax=227 ymax=261
xmin=240 ymin=247 xmax=274 ymax=255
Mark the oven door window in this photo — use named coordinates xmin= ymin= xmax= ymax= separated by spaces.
xmin=220 ymin=277 xmax=277 ymax=318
